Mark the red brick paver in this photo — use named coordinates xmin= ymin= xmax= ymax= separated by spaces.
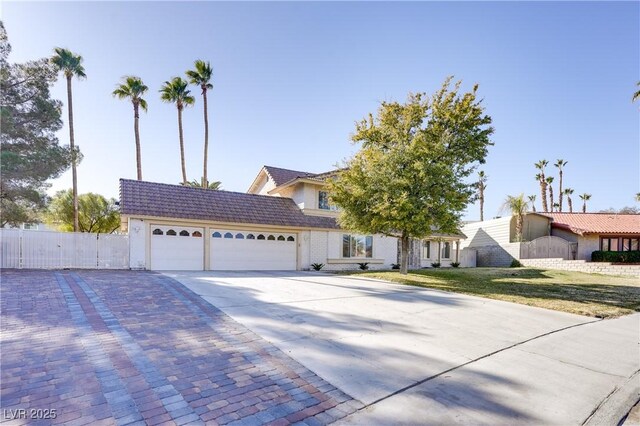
xmin=1 ymin=270 xmax=361 ymax=425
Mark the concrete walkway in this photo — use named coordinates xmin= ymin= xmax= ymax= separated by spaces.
xmin=170 ymin=271 xmax=640 ymax=425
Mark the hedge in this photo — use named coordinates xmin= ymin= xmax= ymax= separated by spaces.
xmin=591 ymin=250 xmax=640 ymax=263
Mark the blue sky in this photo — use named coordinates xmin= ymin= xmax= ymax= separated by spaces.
xmin=4 ymin=1 xmax=639 ymax=219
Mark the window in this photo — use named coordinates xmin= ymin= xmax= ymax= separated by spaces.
xmin=422 ymin=241 xmax=431 ymax=259
xmin=179 ymin=230 xmax=190 ymax=237
xmin=318 ymin=191 xmax=338 ymax=211
xmin=601 ymin=237 xmax=618 ymax=251
xmin=257 ymin=234 xmax=265 ymax=240
xmin=152 ymin=229 xmax=163 ymax=235
xmin=212 ymin=232 xmax=222 ymax=238
xmin=342 ymin=234 xmax=373 ymax=258
xmin=192 ymin=231 xmax=202 ymax=237
xmin=247 ymin=234 xmax=255 ymax=240
xmin=277 ymin=235 xmax=285 ymax=241
xmin=287 ymin=236 xmax=295 ymax=242
xmin=166 ymin=229 xmax=177 ymax=236
xmin=235 ymin=233 xmax=244 ymax=239
xmin=622 ymin=238 xmax=640 ymax=251
xmin=267 ymin=235 xmax=275 ymax=241
xmin=441 ymin=242 xmax=451 ymax=259
xmin=224 ymin=232 xmax=233 ymax=239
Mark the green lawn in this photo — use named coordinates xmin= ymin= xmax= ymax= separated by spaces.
xmin=341 ymin=268 xmax=640 ymax=318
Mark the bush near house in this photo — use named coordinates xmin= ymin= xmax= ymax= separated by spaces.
xmin=591 ymin=251 xmax=640 ymax=263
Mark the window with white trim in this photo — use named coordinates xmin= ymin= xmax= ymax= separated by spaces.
xmin=441 ymin=242 xmax=451 ymax=259
xmin=342 ymin=234 xmax=373 ymax=258
xmin=422 ymin=241 xmax=431 ymax=259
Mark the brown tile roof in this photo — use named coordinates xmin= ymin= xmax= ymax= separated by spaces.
xmin=120 ymin=179 xmax=339 ymax=230
xmin=539 ymin=213 xmax=640 ymax=235
xmin=263 ymin=166 xmax=316 ymax=187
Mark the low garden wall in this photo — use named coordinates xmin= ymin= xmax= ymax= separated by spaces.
xmin=519 ymin=258 xmax=640 ymax=278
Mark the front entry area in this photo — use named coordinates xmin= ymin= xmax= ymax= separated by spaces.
xmin=210 ymin=229 xmax=297 ymax=270
xmin=150 ymin=225 xmax=204 ymax=270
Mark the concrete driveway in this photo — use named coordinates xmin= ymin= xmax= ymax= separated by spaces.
xmin=169 ymin=270 xmax=640 ymax=425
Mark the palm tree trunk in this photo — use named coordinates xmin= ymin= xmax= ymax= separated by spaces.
xmin=568 ymin=197 xmax=573 ymax=213
xmin=400 ymin=233 xmax=409 ymax=275
xmin=178 ymin=106 xmax=187 ymax=184
xmin=202 ymin=88 xmax=209 ymax=188
xmin=540 ymin=178 xmax=548 ymax=212
xmin=558 ymin=171 xmax=563 ymax=212
xmin=479 ymin=190 xmax=484 ymax=221
xmin=549 ymin=186 xmax=554 ymax=212
xmin=582 ymin=201 xmax=587 ymax=213
xmin=66 ymin=74 xmax=79 ymax=232
xmin=516 ymin=215 xmax=523 ymax=241
xmin=134 ymin=102 xmax=142 ymax=180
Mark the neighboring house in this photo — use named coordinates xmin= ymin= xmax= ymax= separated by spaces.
xmin=1 ymin=222 xmax=57 ymax=231
xmin=540 ymin=213 xmax=640 ymax=260
xmin=460 ymin=213 xmax=640 ymax=266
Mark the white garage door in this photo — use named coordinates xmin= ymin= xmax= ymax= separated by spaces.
xmin=210 ymin=230 xmax=297 ymax=270
xmin=150 ymin=225 xmax=204 ymax=270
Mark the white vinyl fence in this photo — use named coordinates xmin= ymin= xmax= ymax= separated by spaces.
xmin=1 ymin=229 xmax=129 ymax=269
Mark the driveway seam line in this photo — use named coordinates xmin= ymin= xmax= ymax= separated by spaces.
xmin=513 ymin=348 xmax=629 ymax=379
xmin=54 ymin=272 xmax=144 ymax=424
xmin=68 ymin=272 xmax=202 ymax=424
xmin=362 ymin=317 xmax=602 ymax=408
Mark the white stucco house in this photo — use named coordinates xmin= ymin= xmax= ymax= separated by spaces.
xmin=120 ymin=165 xmax=466 ymax=271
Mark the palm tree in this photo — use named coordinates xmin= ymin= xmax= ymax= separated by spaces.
xmin=534 ymin=160 xmax=549 ymax=212
xmin=546 ymin=176 xmax=555 ymax=211
xmin=636 ymin=192 xmax=640 ymax=202
xmin=554 ymin=159 xmax=568 ymax=212
xmin=113 ymin=76 xmax=148 ymax=180
xmin=579 ymin=193 xmax=591 ymax=213
xmin=186 ymin=60 xmax=213 ymax=188
xmin=633 ymin=82 xmax=640 ymax=102
xmin=51 ymin=48 xmax=86 ymax=232
xmin=180 ymin=178 xmax=221 ymax=190
xmin=160 ymin=77 xmax=195 ymax=185
xmin=564 ymin=188 xmax=574 ymax=212
xmin=527 ymin=195 xmax=537 ymax=212
xmin=501 ymin=194 xmax=528 ymax=242
xmin=477 ymin=170 xmax=487 ymax=221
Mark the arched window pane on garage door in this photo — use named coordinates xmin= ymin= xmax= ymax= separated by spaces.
xmin=224 ymin=232 xmax=233 ymax=239
xmin=257 ymin=234 xmax=265 ymax=240
xmin=247 ymin=234 xmax=255 ymax=239
xmin=212 ymin=232 xmax=222 ymax=238
xmin=267 ymin=235 xmax=275 ymax=241
xmin=192 ymin=231 xmax=202 ymax=237
xmin=287 ymin=236 xmax=295 ymax=242
xmin=179 ymin=230 xmax=190 ymax=237
xmin=235 ymin=233 xmax=244 ymax=239
xmin=152 ymin=228 xmax=163 ymax=235
xmin=277 ymin=235 xmax=285 ymax=241
xmin=166 ymin=229 xmax=177 ymax=236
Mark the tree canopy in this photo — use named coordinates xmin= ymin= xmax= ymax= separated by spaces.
xmin=329 ymin=78 xmax=494 ymax=274
xmin=45 ymin=189 xmax=120 ymax=233
xmin=0 ymin=22 xmax=74 ymax=226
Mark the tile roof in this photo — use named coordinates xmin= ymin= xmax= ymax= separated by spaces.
xmin=120 ymin=179 xmax=339 ymax=230
xmin=539 ymin=213 xmax=640 ymax=235
xmin=263 ymin=166 xmax=317 ymax=187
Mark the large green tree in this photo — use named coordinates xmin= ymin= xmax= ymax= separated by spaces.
xmin=160 ymin=77 xmax=195 ymax=184
xmin=51 ymin=47 xmax=85 ymax=232
xmin=186 ymin=60 xmax=213 ymax=188
xmin=329 ymin=78 xmax=494 ymax=274
xmin=113 ymin=76 xmax=148 ymax=180
xmin=46 ymin=189 xmax=120 ymax=233
xmin=0 ymin=22 xmax=73 ymax=227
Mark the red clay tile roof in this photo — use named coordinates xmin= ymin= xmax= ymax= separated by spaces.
xmin=539 ymin=213 xmax=640 ymax=235
xmin=120 ymin=179 xmax=339 ymax=230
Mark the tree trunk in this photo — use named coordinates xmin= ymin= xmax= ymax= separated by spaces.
xmin=400 ymin=233 xmax=409 ymax=275
xmin=531 ymin=203 xmax=536 ymax=213
xmin=582 ymin=201 xmax=587 ymax=213
xmin=558 ymin=171 xmax=563 ymax=212
xmin=66 ymin=74 xmax=79 ymax=232
xmin=134 ymin=102 xmax=142 ymax=180
xmin=479 ymin=190 xmax=484 ymax=221
xmin=178 ymin=106 xmax=187 ymax=184
xmin=540 ymin=176 xmax=548 ymax=212
xmin=515 ymin=215 xmax=523 ymax=241
xmin=202 ymin=88 xmax=209 ymax=188
xmin=548 ymin=186 xmax=554 ymax=212
xmin=568 ymin=197 xmax=573 ymax=213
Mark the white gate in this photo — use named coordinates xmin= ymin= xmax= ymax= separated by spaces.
xmin=0 ymin=229 xmax=129 ymax=269
xmin=520 ymin=236 xmax=577 ymax=260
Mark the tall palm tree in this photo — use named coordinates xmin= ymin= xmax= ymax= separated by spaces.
xmin=477 ymin=170 xmax=487 ymax=221
xmin=113 ymin=76 xmax=148 ymax=180
xmin=554 ymin=159 xmax=568 ymax=212
xmin=546 ymin=176 xmax=555 ymax=212
xmin=160 ymin=77 xmax=195 ymax=184
xmin=534 ymin=160 xmax=549 ymax=212
xmin=564 ymin=188 xmax=574 ymax=212
xmin=51 ymin=48 xmax=86 ymax=232
xmin=633 ymin=82 xmax=640 ymax=102
xmin=186 ymin=60 xmax=213 ymax=188
xmin=579 ymin=193 xmax=591 ymax=213
xmin=527 ymin=195 xmax=537 ymax=212
xmin=180 ymin=178 xmax=221 ymax=190
xmin=502 ymin=194 xmax=528 ymax=242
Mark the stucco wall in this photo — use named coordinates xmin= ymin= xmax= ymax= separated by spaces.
xmin=460 ymin=217 xmax=512 ymax=248
xmin=577 ymin=235 xmax=600 ymax=261
xmin=518 ymin=214 xmax=550 ymax=242
xmin=128 ymin=218 xmax=147 ymax=269
xmin=306 ymin=231 xmax=397 ymax=271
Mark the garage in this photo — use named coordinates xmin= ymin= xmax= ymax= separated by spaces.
xmin=210 ymin=229 xmax=297 ymax=270
xmin=150 ymin=225 xmax=204 ymax=270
